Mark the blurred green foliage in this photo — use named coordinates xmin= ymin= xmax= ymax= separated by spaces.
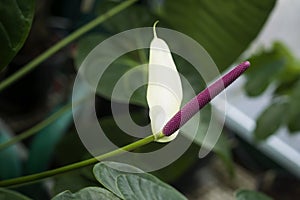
xmin=245 ymin=42 xmax=300 ymax=140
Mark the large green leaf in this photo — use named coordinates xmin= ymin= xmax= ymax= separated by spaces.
xmin=76 ymin=0 xmax=276 ymax=106
xmin=75 ymin=34 xmax=107 ymax=68
xmin=93 ymin=0 xmax=276 ymax=70
xmin=93 ymin=161 xmax=143 ymax=198
xmin=93 ymin=161 xmax=187 ymax=200
xmin=0 ymin=0 xmax=35 ymax=70
xmin=0 ymin=188 xmax=31 ymax=200
xmin=235 ymin=189 xmax=273 ymax=200
xmin=156 ymin=0 xmax=276 ymax=70
xmin=95 ymin=3 xmax=154 ymax=33
xmin=52 ymin=187 xmax=120 ymax=200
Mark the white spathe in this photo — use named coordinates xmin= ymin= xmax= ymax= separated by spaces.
xmin=147 ymin=24 xmax=183 ymax=142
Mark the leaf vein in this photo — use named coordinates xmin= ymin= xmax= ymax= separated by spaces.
xmin=0 ymin=22 xmax=13 ymax=49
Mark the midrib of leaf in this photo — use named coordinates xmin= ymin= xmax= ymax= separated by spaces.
xmin=0 ymin=22 xmax=12 ymax=49
xmin=14 ymin=0 xmax=26 ymax=21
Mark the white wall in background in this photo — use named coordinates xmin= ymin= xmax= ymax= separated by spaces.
xmin=248 ymin=0 xmax=300 ymax=56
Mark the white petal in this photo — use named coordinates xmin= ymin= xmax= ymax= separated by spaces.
xmin=147 ymin=24 xmax=183 ymax=142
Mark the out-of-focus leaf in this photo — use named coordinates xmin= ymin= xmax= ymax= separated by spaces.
xmin=287 ymin=111 xmax=300 ymax=133
xmin=75 ymin=33 xmax=147 ymax=106
xmin=93 ymin=161 xmax=187 ymax=200
xmin=0 ymin=188 xmax=32 ymax=200
xmin=235 ymin=189 xmax=273 ymax=200
xmin=52 ymin=167 xmax=98 ymax=196
xmin=95 ymin=3 xmax=154 ymax=32
xmin=272 ymin=43 xmax=300 ymax=84
xmin=97 ymin=57 xmax=147 ymax=106
xmin=245 ymin=42 xmax=300 ymax=96
xmin=75 ymin=34 xmax=107 ymax=67
xmin=287 ymin=80 xmax=300 ymax=133
xmin=245 ymin=59 xmax=284 ymax=96
xmin=52 ymin=187 xmax=120 ymax=200
xmin=0 ymin=0 xmax=35 ymax=70
xmin=245 ymin=44 xmax=289 ymax=96
xmin=181 ymin=106 xmax=234 ymax=175
xmin=0 ymin=121 xmax=22 ymax=179
xmin=25 ymin=105 xmax=73 ymax=174
xmin=54 ymin=130 xmax=90 ymax=165
xmin=156 ymin=0 xmax=276 ymax=70
xmin=254 ymin=101 xmax=288 ymax=140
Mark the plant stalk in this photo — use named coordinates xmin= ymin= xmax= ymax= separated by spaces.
xmin=0 ymin=133 xmax=163 ymax=187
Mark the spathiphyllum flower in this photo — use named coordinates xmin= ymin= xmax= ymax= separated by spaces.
xmin=147 ymin=22 xmax=250 ymax=142
xmin=147 ymin=21 xmax=183 ymax=142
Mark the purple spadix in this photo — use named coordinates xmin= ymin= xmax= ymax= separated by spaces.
xmin=162 ymin=61 xmax=250 ymax=136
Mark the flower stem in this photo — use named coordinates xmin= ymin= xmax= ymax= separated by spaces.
xmin=0 ymin=0 xmax=138 ymax=92
xmin=0 ymin=133 xmax=164 ymax=187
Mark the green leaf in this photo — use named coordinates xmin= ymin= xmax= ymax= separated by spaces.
xmin=97 ymin=56 xmax=147 ymax=106
xmin=254 ymin=100 xmax=288 ymax=140
xmin=116 ymin=174 xmax=187 ymax=200
xmin=52 ymin=187 xmax=120 ymax=200
xmin=75 ymin=33 xmax=148 ymax=106
xmin=95 ymin=3 xmax=154 ymax=32
xmin=0 ymin=0 xmax=35 ymax=70
xmin=235 ymin=189 xmax=273 ymax=200
xmin=93 ymin=161 xmax=187 ymax=200
xmin=93 ymin=161 xmax=143 ymax=198
xmin=156 ymin=0 xmax=276 ymax=70
xmin=245 ymin=58 xmax=285 ymax=96
xmin=75 ymin=34 xmax=107 ymax=68
xmin=0 ymin=188 xmax=32 ymax=200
